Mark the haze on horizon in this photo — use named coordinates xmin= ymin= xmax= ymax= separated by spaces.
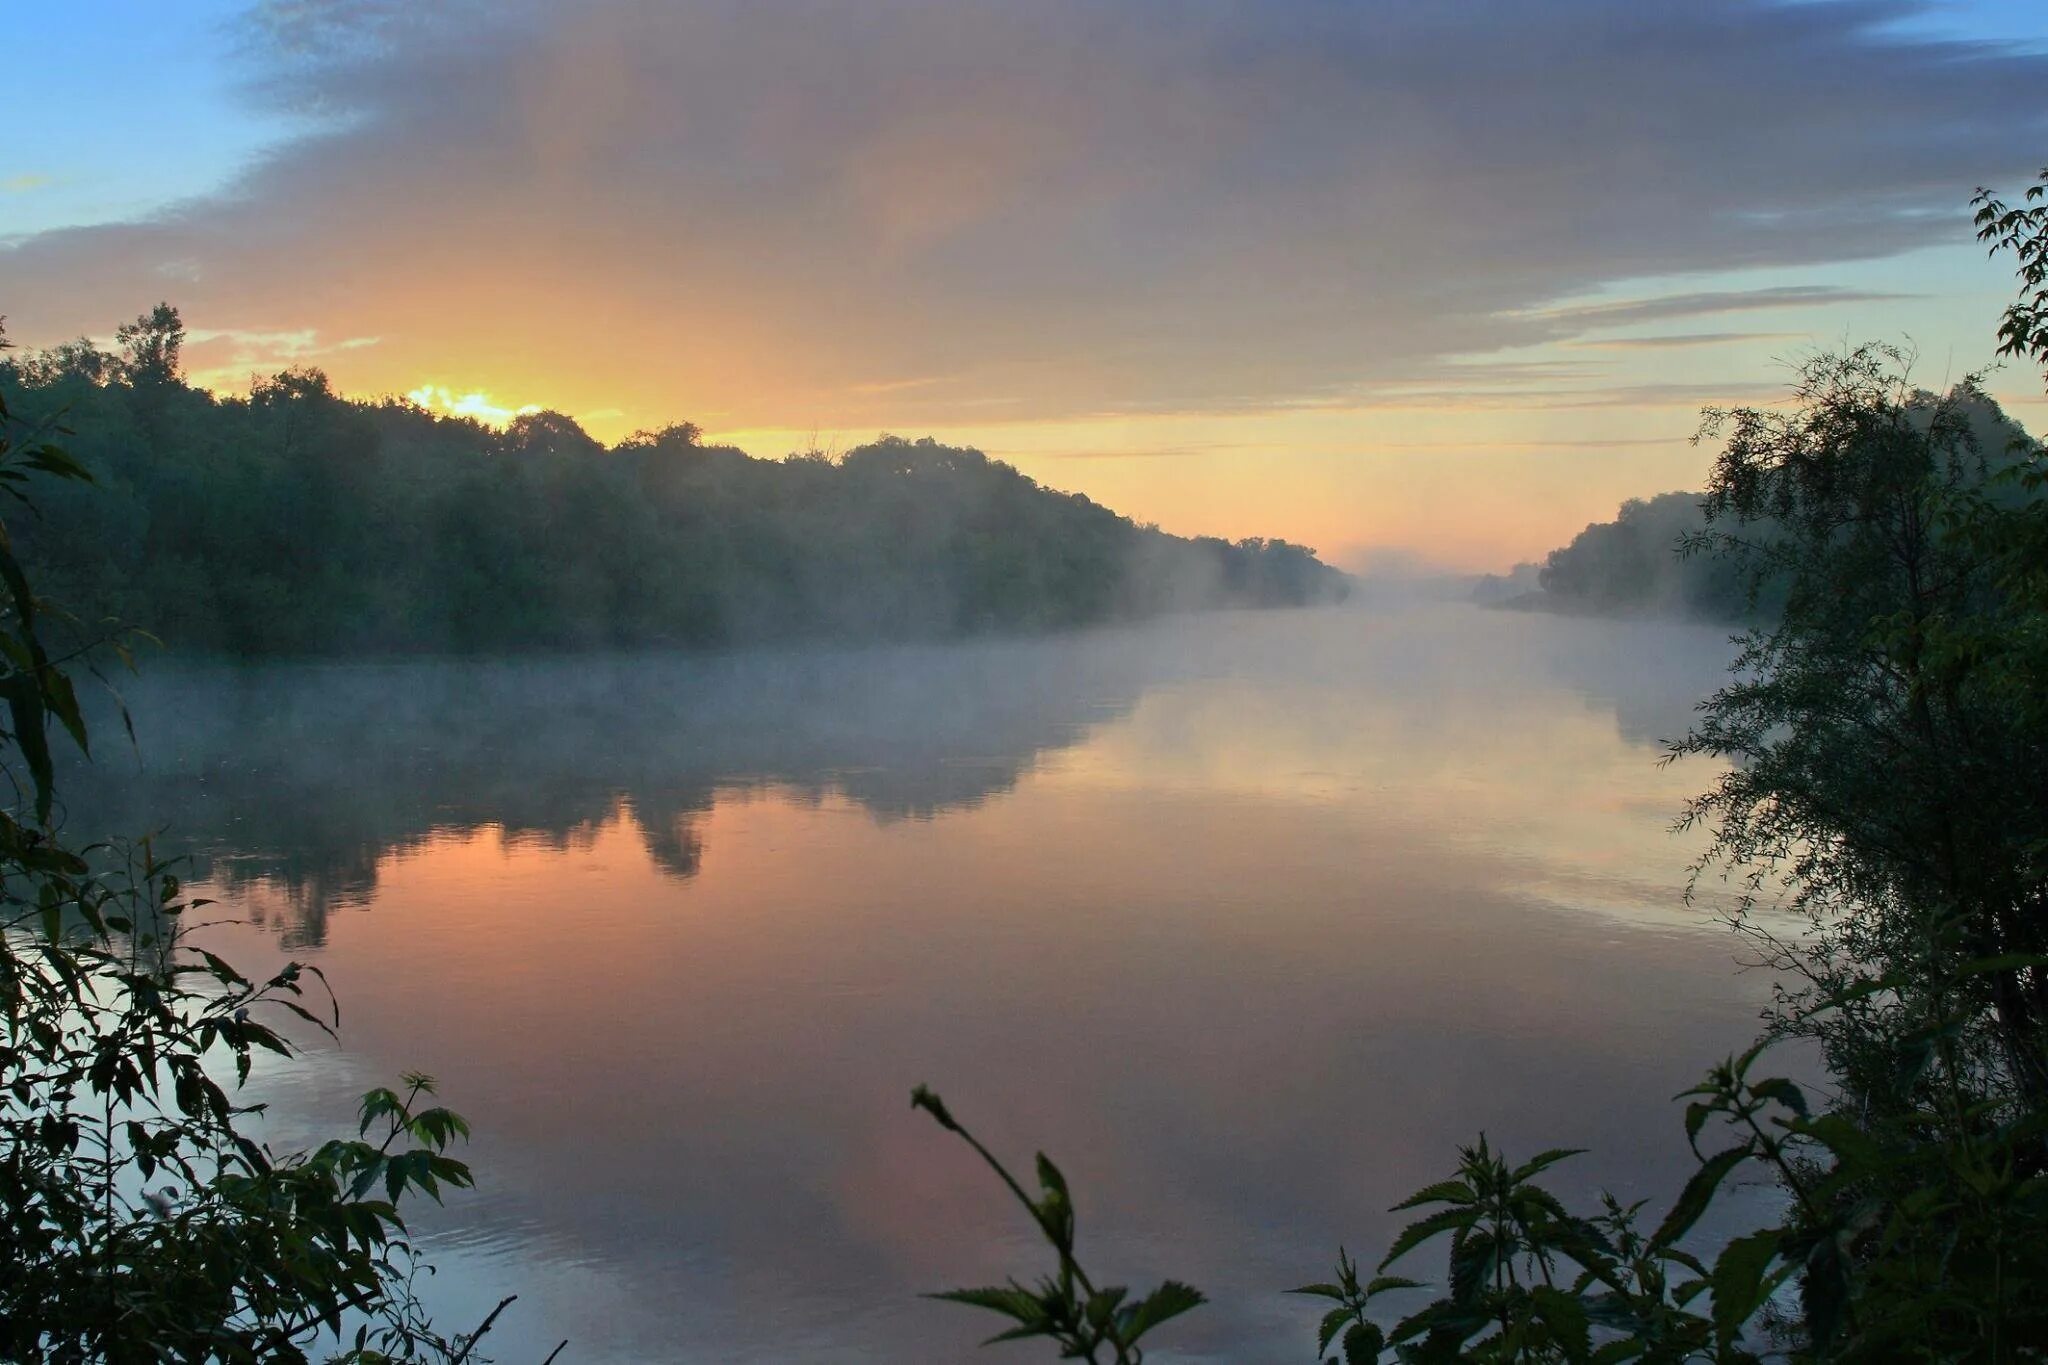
xmin=5 ymin=0 xmax=2047 ymax=572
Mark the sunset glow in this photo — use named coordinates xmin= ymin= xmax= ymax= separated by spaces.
xmin=5 ymin=1 xmax=2046 ymax=571
xmin=404 ymin=383 xmax=543 ymax=426
xmin=11 ymin=5 xmax=2048 ymax=1359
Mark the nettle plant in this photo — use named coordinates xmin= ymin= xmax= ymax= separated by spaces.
xmin=0 ymin=359 xmax=536 ymax=1363
xmin=919 ymin=988 xmax=2048 ymax=1363
xmin=915 ymin=1053 xmax=1804 ymax=1365
xmin=912 ymin=1087 xmax=1204 ymax=1364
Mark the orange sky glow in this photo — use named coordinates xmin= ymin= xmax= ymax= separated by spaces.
xmin=7 ymin=1 xmax=2047 ymax=572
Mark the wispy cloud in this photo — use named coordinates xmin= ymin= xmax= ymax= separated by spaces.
xmin=1531 ymin=286 xmax=1916 ymax=332
xmin=2 ymin=174 xmax=52 ymax=194
xmin=182 ymin=326 xmax=383 ymax=390
xmin=1 ymin=0 xmax=2041 ymax=427
xmin=1025 ymin=442 xmax=1263 ymax=460
xmin=188 ymin=326 xmax=381 ymax=357
xmin=1366 ymin=437 xmax=1694 ymax=450
xmin=1347 ymin=380 xmax=1787 ymax=413
xmin=1567 ymin=331 xmax=1808 ymax=350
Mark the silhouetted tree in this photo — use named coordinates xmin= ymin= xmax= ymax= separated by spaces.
xmin=114 ymin=301 xmax=184 ymax=386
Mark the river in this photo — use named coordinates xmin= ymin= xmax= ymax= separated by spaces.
xmin=63 ymin=600 xmax=1781 ymax=1362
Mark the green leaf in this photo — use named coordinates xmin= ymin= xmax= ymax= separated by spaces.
xmin=1364 ymin=1276 xmax=1423 ymax=1297
xmin=1380 ymin=1205 xmax=1477 ymax=1270
xmin=1084 ymin=1285 xmax=1127 ymax=1330
xmin=930 ymin=1285 xmax=1052 ymax=1342
xmin=1683 ymin=1101 xmax=1715 ymax=1151
xmin=42 ymin=666 xmax=87 ymax=756
xmin=1530 ymin=1284 xmax=1591 ymax=1358
xmin=22 ymin=441 xmax=92 ymax=483
xmin=2 ymin=674 xmax=53 ymax=824
xmin=1794 ymin=1112 xmax=1883 ymax=1166
xmin=1511 ymin=1147 xmax=1586 ymax=1182
xmin=1708 ymin=1229 xmax=1784 ymax=1350
xmin=1652 ymin=1147 xmax=1750 ymax=1248
xmin=1034 ymin=1150 xmax=1069 ymax=1202
xmin=1746 ymin=1077 xmax=1808 ymax=1118
xmin=1319 ymin=1305 xmax=1355 ymax=1353
xmin=1341 ymin=1320 xmax=1384 ymax=1364
xmin=1119 ymin=1280 xmax=1203 ymax=1341
xmin=1389 ymin=1179 xmax=1476 ymax=1211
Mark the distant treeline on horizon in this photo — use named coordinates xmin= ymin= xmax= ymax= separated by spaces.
xmin=0 ymin=308 xmax=1346 ymax=657
xmin=1474 ymin=381 xmax=2042 ymax=621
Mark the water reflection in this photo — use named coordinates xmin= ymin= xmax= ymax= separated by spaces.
xmin=75 ymin=605 xmax=1772 ymax=1362
xmin=61 ymin=628 xmax=1170 ymax=943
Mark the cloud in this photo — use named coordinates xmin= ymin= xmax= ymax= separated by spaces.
xmin=187 ymin=325 xmax=379 ymax=356
xmin=1026 ymin=442 xmax=1263 ymax=460
xmin=1344 ymin=379 xmax=1788 ymax=412
xmin=1528 ymin=285 xmax=1919 ymax=332
xmin=2 ymin=174 xmax=52 ymax=194
xmin=1567 ymin=331 xmax=1808 ymax=350
xmin=2 ymin=0 xmax=2044 ymax=428
xmin=1367 ymin=437 xmax=1693 ymax=450
xmin=180 ymin=325 xmax=382 ymax=389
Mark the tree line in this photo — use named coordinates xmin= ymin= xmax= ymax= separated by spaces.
xmin=1494 ymin=382 xmax=2038 ymax=621
xmin=0 ymin=318 xmax=1344 ymax=657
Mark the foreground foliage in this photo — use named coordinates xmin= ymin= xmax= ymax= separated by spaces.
xmin=912 ymin=1087 xmax=1203 ymax=1364
xmin=0 ymin=349 xmax=524 ymax=1361
xmin=918 ymin=172 xmax=2048 ymax=1362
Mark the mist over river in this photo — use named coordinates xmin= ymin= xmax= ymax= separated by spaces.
xmin=63 ymin=602 xmax=1786 ymax=1363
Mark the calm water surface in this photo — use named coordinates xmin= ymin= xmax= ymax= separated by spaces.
xmin=70 ymin=603 xmax=1778 ymax=1362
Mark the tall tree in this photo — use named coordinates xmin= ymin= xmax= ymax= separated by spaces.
xmin=1674 ymin=346 xmax=2048 ymax=1104
xmin=114 ymin=302 xmax=185 ymax=386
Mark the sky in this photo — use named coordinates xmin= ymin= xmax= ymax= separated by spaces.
xmin=3 ymin=0 xmax=2046 ymax=572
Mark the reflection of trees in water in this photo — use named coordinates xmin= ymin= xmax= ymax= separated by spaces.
xmin=1525 ymin=614 xmax=1738 ymax=750
xmin=56 ymin=635 xmax=1158 ymax=944
xmin=52 ymin=606 xmax=1739 ymax=946
xmin=230 ymin=853 xmax=385 ymax=951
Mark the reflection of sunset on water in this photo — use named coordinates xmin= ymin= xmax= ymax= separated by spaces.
xmin=142 ymin=605 xmax=1783 ymax=1361
xmin=7 ymin=2 xmax=2042 ymax=1355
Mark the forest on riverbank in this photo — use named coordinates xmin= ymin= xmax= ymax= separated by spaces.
xmin=1476 ymin=381 xmax=2040 ymax=620
xmin=0 ymin=315 xmax=1345 ymax=656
